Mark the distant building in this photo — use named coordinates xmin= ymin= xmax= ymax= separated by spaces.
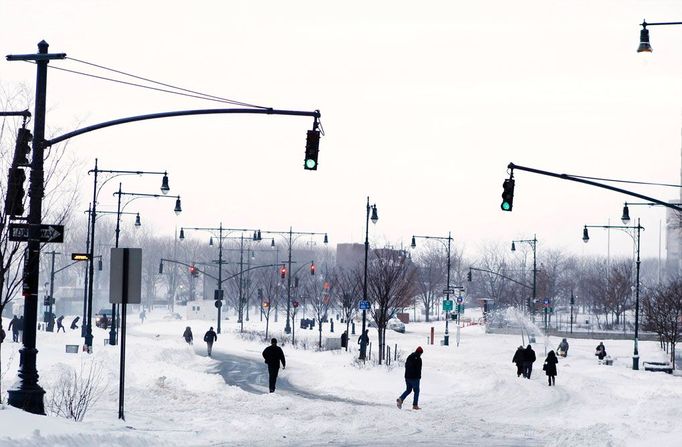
xmin=336 ymin=243 xmax=364 ymax=270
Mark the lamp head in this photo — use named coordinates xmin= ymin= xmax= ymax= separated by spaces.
xmin=410 ymin=236 xmax=416 ymax=249
xmin=370 ymin=205 xmax=378 ymax=224
xmin=209 ymin=237 xmax=213 ymax=246
xmin=638 ymin=27 xmax=652 ymax=53
xmin=582 ymin=227 xmax=590 ymax=243
xmin=134 ymin=213 xmax=141 ymax=227
xmin=511 ymin=241 xmax=516 ymax=252
xmin=271 ymin=238 xmax=275 ymax=248
xmin=621 ymin=203 xmax=631 ymax=225
xmin=97 ymin=258 xmax=103 ymax=271
xmin=158 ymin=261 xmax=164 ymax=274
xmin=323 ymin=233 xmax=328 ymax=244
xmin=160 ymin=172 xmax=170 ymax=195
xmin=174 ymin=197 xmax=182 ymax=215
xmin=179 ymin=228 xmax=185 ymax=240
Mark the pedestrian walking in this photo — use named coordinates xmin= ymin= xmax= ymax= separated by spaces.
xmin=522 ymin=344 xmax=536 ymax=379
xmin=595 ymin=342 xmax=607 ymax=361
xmin=16 ymin=316 xmax=24 ymax=343
xmin=557 ymin=338 xmax=569 ymax=357
xmin=0 ymin=325 xmax=5 ymax=344
xmin=396 ymin=346 xmax=423 ymax=410
xmin=262 ymin=338 xmax=286 ymax=393
xmin=70 ymin=316 xmax=80 ymax=330
xmin=512 ymin=345 xmax=525 ymax=377
xmin=358 ymin=329 xmax=369 ymax=360
xmin=341 ymin=330 xmax=348 ymax=349
xmin=183 ymin=326 xmax=193 ymax=345
xmin=101 ymin=314 xmax=109 ymax=330
xmin=543 ymin=350 xmax=558 ymax=386
xmin=8 ymin=315 xmax=19 ymax=342
xmin=139 ymin=309 xmax=146 ymax=324
xmin=56 ymin=315 xmax=65 ymax=333
xmin=203 ymin=326 xmax=217 ymax=356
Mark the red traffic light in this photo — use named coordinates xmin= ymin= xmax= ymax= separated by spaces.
xmin=310 ymin=262 xmax=316 ymax=275
xmin=280 ymin=265 xmax=287 ymax=279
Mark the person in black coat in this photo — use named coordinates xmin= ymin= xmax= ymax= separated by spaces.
xmin=56 ymin=315 xmax=65 ymax=333
xmin=358 ymin=329 xmax=369 ymax=360
xmin=595 ymin=342 xmax=607 ymax=361
xmin=16 ymin=316 xmax=24 ymax=342
xmin=522 ymin=345 xmax=536 ymax=379
xmin=203 ymin=327 xmax=217 ymax=356
xmin=512 ymin=345 xmax=525 ymax=377
xmin=262 ymin=338 xmax=286 ymax=393
xmin=70 ymin=316 xmax=80 ymax=330
xmin=182 ymin=326 xmax=193 ymax=345
xmin=397 ymin=346 xmax=423 ymax=410
xmin=340 ymin=330 xmax=348 ymax=349
xmin=0 ymin=325 xmax=5 ymax=344
xmin=557 ymin=338 xmax=569 ymax=357
xmin=544 ymin=350 xmax=558 ymax=386
xmin=8 ymin=315 xmax=19 ymax=342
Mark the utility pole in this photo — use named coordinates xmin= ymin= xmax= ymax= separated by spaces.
xmin=45 ymin=250 xmax=60 ymax=332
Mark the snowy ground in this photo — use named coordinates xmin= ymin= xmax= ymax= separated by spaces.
xmin=1 ymin=308 xmax=681 ymax=447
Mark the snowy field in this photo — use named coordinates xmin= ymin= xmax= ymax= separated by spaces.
xmin=1 ymin=308 xmax=681 ymax=447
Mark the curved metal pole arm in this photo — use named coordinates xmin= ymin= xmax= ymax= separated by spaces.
xmin=160 ymin=258 xmax=219 ymax=281
xmin=469 ymin=266 xmax=533 ymax=290
xmin=220 ymin=263 xmax=280 ymax=285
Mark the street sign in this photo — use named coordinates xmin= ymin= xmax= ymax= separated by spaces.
xmin=214 ymin=289 xmax=224 ymax=300
xmin=8 ymin=223 xmax=64 ymax=243
xmin=456 ymin=296 xmax=464 ymax=304
xmin=443 ymin=289 xmax=455 ymax=295
xmin=543 ymin=298 xmax=550 ymax=306
xmin=71 ymin=253 xmax=90 ymax=261
xmin=457 ymin=304 xmax=465 ymax=313
xmin=109 ymin=248 xmax=142 ymax=304
xmin=359 ymin=300 xmax=370 ymax=310
xmin=443 ymin=300 xmax=453 ymax=311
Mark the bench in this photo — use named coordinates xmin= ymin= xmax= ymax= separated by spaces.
xmin=642 ymin=361 xmax=673 ymax=374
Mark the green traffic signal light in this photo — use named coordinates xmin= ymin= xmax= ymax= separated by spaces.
xmin=500 ymin=177 xmax=515 ymax=212
xmin=501 ymin=201 xmax=511 ymax=211
xmin=305 ymin=158 xmax=317 ymax=169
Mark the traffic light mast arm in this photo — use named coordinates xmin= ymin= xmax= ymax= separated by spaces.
xmin=468 ymin=266 xmax=532 ymax=290
xmin=507 ymin=162 xmax=682 ymax=212
xmin=46 ymin=108 xmax=321 ymax=147
xmin=220 ymin=263 xmax=280 ymax=285
xmin=53 ymin=255 xmax=102 ymax=275
xmin=160 ymin=258 xmax=219 ymax=281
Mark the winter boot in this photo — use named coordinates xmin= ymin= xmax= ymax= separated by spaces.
xmin=396 ymin=398 xmax=402 ymax=409
xmin=412 ymin=405 xmax=421 ymax=410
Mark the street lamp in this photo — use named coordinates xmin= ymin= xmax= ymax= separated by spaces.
xmin=637 ymin=20 xmax=682 ymax=53
xmin=359 ymin=197 xmax=378 ymax=360
xmin=582 ymin=219 xmax=644 ymax=370
xmin=511 ymin=235 xmax=538 ymax=318
xmin=264 ymin=227 xmax=328 ymax=336
xmin=410 ymin=232 xmax=453 ymax=345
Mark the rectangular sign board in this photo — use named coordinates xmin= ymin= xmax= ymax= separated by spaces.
xmin=443 ymin=300 xmax=454 ymax=311
xmin=8 ymin=223 xmax=64 ymax=243
xmin=359 ymin=300 xmax=370 ymax=310
xmin=109 ymin=247 xmax=142 ymax=304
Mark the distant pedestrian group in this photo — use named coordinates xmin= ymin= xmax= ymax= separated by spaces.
xmin=512 ymin=344 xmax=560 ymax=386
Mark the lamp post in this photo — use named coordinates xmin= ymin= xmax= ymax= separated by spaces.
xmin=582 ymin=219 xmax=644 ymax=370
xmin=360 ymin=197 xmax=378 ymax=360
xmin=511 ymin=235 xmax=538 ymax=318
xmin=112 ymin=187 xmax=180 ymax=345
xmin=410 ymin=232 xmax=453 ymax=345
xmin=263 ymin=227 xmax=328 ymax=335
xmin=637 ymin=20 xmax=682 ymax=53
xmin=180 ymin=226 xmax=261 ymax=333
xmin=84 ymin=160 xmax=170 ymax=351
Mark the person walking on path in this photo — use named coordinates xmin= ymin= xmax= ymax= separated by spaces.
xmin=262 ymin=338 xmax=286 ymax=393
xmin=522 ymin=344 xmax=536 ymax=379
xmin=139 ymin=309 xmax=146 ymax=324
xmin=595 ymin=342 xmax=607 ymax=362
xmin=358 ymin=329 xmax=369 ymax=360
xmin=341 ymin=330 xmax=348 ymax=349
xmin=397 ymin=346 xmax=423 ymax=410
xmin=203 ymin=326 xmax=217 ymax=356
xmin=183 ymin=326 xmax=193 ymax=345
xmin=557 ymin=338 xmax=569 ymax=357
xmin=56 ymin=315 xmax=65 ymax=333
xmin=544 ymin=350 xmax=558 ymax=386
xmin=101 ymin=314 xmax=109 ymax=330
xmin=0 ymin=325 xmax=5 ymax=344
xmin=16 ymin=316 xmax=24 ymax=343
xmin=8 ymin=315 xmax=19 ymax=342
xmin=512 ymin=345 xmax=525 ymax=377
xmin=70 ymin=316 xmax=80 ymax=330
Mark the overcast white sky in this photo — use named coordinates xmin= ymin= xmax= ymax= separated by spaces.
xmin=1 ymin=0 xmax=681 ymax=260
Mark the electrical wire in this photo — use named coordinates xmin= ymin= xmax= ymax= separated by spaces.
xmin=65 ymin=56 xmax=270 ymax=109
xmin=567 ymin=174 xmax=682 ymax=189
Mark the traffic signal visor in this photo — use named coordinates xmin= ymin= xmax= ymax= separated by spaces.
xmin=501 ymin=178 xmax=515 ymax=211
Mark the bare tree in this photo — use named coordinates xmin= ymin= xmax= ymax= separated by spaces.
xmin=329 ymin=265 xmax=362 ymax=350
xmin=412 ymin=244 xmax=446 ymax=322
xmin=255 ymin=265 xmax=280 ymax=339
xmin=642 ymin=279 xmax=682 ymax=368
xmin=46 ymin=359 xmax=106 ymax=421
xmin=368 ymin=249 xmax=416 ymax=364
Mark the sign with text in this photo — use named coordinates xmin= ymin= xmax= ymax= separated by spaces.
xmin=109 ymin=248 xmax=142 ymax=304
xmin=359 ymin=300 xmax=370 ymax=310
xmin=442 ymin=300 xmax=454 ymax=311
xmin=9 ymin=223 xmax=64 ymax=243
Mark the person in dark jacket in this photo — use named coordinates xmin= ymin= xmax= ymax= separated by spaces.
xmin=16 ymin=316 xmax=24 ymax=342
xmin=8 ymin=315 xmax=19 ymax=342
xmin=557 ymin=338 xmax=569 ymax=357
xmin=101 ymin=314 xmax=109 ymax=330
xmin=204 ymin=327 xmax=217 ymax=356
xmin=0 ymin=325 xmax=5 ymax=344
xmin=341 ymin=330 xmax=348 ymax=349
xmin=544 ymin=350 xmax=558 ymax=386
xmin=262 ymin=338 xmax=286 ymax=392
xmin=358 ymin=329 xmax=369 ymax=360
xmin=183 ymin=327 xmax=193 ymax=345
xmin=397 ymin=346 xmax=423 ymax=410
xmin=522 ymin=345 xmax=536 ymax=379
xmin=512 ymin=345 xmax=525 ymax=377
xmin=595 ymin=342 xmax=607 ymax=361
xmin=56 ymin=315 xmax=65 ymax=333
xmin=70 ymin=316 xmax=80 ymax=330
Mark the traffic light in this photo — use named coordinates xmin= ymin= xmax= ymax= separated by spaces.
xmin=14 ymin=127 xmax=32 ymax=167
xmin=310 ymin=262 xmax=316 ymax=275
xmin=280 ymin=265 xmax=286 ymax=279
xmin=189 ymin=265 xmax=199 ymax=277
xmin=501 ymin=177 xmax=515 ymax=211
xmin=4 ymin=167 xmax=26 ymax=217
xmin=304 ymin=129 xmax=320 ymax=170
xmin=467 ymin=270 xmax=472 ymax=282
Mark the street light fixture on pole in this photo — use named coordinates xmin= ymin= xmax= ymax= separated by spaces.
xmin=582 ymin=219 xmax=644 ymax=370
xmin=410 ymin=231 xmax=453 ymax=345
xmin=263 ymin=227 xmax=328 ymax=336
xmin=359 ymin=197 xmax=378 ymax=360
xmin=511 ymin=235 xmax=538 ymax=318
xmin=637 ymin=20 xmax=682 ymax=53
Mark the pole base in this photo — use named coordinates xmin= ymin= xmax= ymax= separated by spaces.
xmin=444 ymin=335 xmax=449 ymax=346
xmin=8 ymin=387 xmax=45 ymax=415
xmin=633 ymin=355 xmax=640 ymax=371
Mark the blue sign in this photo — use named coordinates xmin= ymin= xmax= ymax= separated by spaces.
xmin=543 ymin=298 xmax=550 ymax=305
xmin=359 ymin=300 xmax=370 ymax=310
xmin=456 ymin=297 xmax=463 ymax=304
